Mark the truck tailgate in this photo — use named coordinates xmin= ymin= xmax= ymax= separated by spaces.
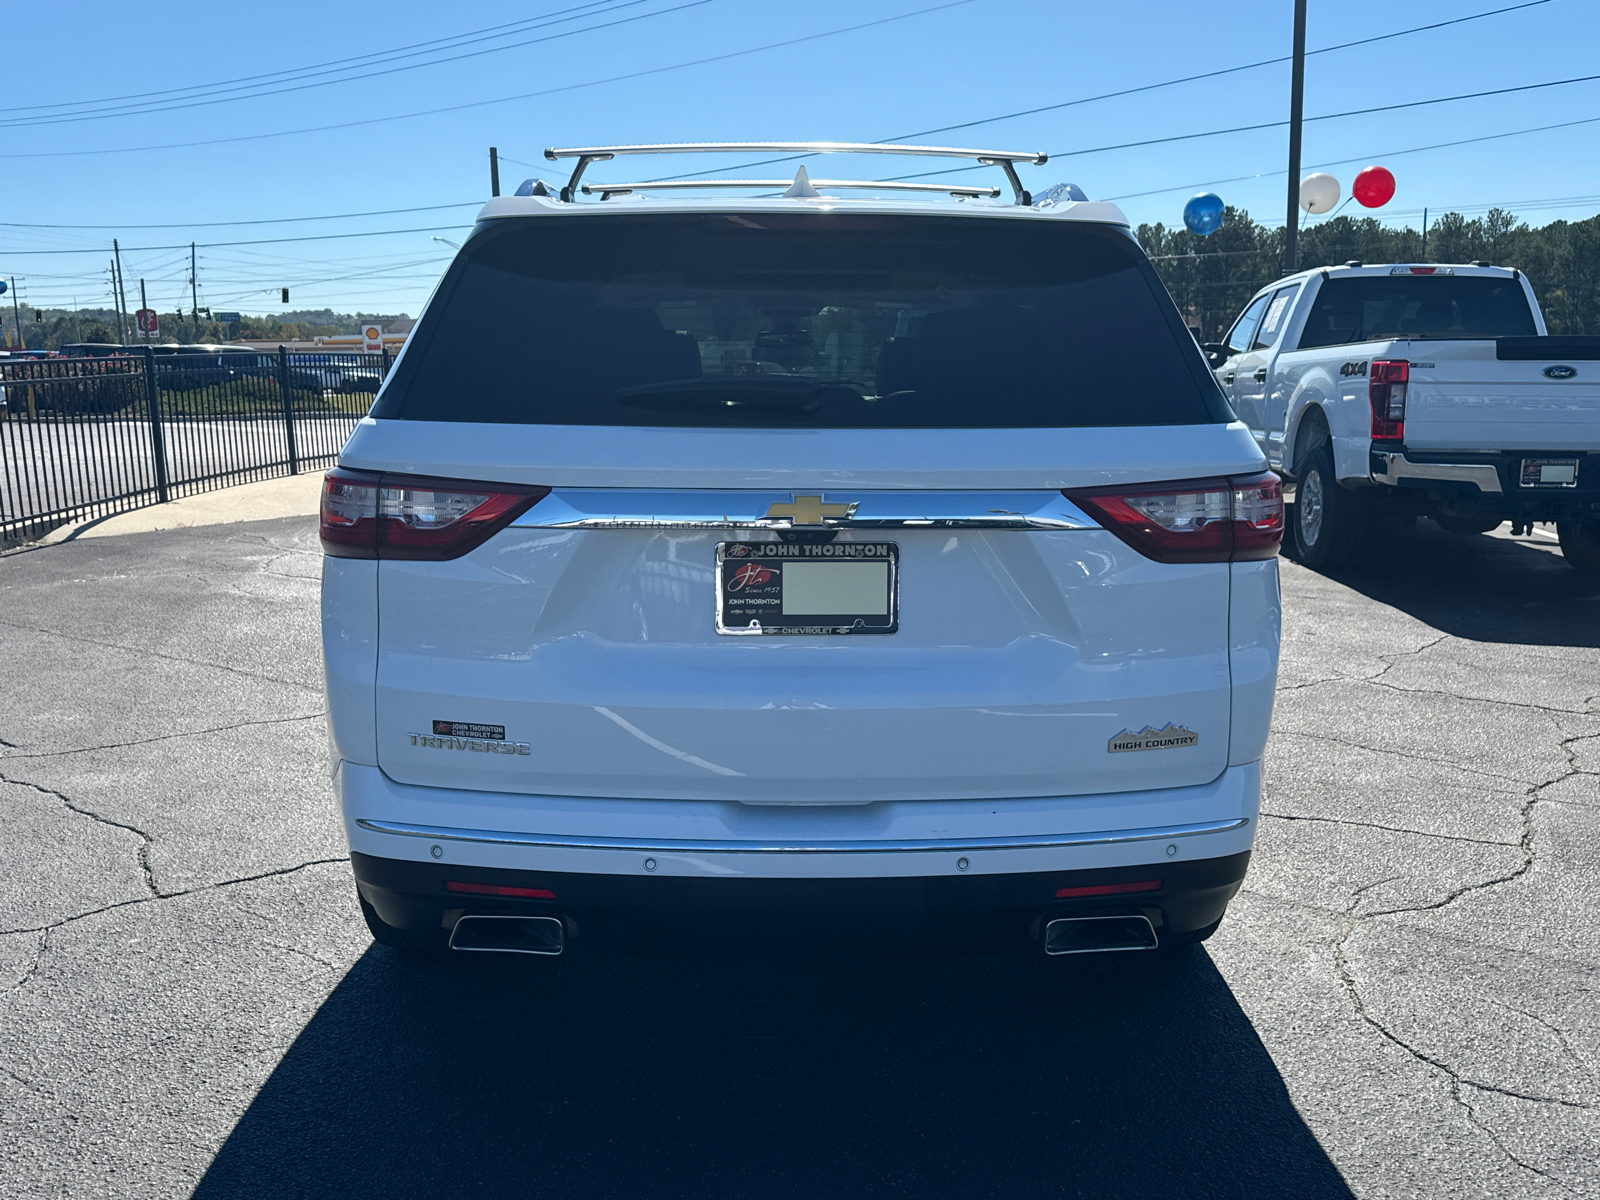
xmin=1404 ymin=339 xmax=1600 ymax=452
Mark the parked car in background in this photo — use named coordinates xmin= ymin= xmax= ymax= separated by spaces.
xmin=59 ymin=343 xmax=133 ymax=358
xmin=1206 ymin=263 xmax=1600 ymax=573
xmin=285 ymin=353 xmax=382 ymax=394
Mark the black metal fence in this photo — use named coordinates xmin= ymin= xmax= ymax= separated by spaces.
xmin=0 ymin=346 xmax=386 ymax=545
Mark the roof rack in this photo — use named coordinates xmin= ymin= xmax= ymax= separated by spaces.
xmin=543 ymin=142 xmax=1048 ymax=205
xmin=580 ymin=177 xmax=1002 ymax=201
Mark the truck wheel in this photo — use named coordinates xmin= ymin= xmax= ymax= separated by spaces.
xmin=1557 ymin=519 xmax=1600 ymax=576
xmin=1435 ymin=514 xmax=1503 ymax=536
xmin=1289 ymin=443 xmax=1367 ymax=569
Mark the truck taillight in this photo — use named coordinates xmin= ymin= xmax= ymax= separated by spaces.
xmin=1064 ymin=471 xmax=1283 ymax=563
xmin=320 ymin=467 xmax=549 ymax=560
xmin=1369 ymin=359 xmax=1408 ymax=439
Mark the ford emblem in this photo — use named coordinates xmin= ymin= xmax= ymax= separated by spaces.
xmin=1544 ymin=365 xmax=1578 ymax=380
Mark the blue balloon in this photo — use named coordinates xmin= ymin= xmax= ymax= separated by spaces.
xmin=1183 ymin=193 xmax=1224 ymax=236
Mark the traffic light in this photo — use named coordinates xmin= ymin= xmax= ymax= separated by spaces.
xmin=34 ymin=310 xmax=42 ymax=322
xmin=281 ymin=287 xmax=289 ymax=304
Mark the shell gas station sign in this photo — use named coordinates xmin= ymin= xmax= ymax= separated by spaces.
xmin=362 ymin=324 xmax=384 ymax=353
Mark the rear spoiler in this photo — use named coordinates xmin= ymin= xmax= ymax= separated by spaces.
xmin=1496 ymin=335 xmax=1600 ymax=361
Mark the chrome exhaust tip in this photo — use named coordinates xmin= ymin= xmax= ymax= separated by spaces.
xmin=1043 ymin=913 xmax=1158 ymax=955
xmin=449 ymin=914 xmax=566 ymax=956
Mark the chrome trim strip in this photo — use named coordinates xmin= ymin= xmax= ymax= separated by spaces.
xmin=510 ymin=489 xmax=1099 ymax=531
xmin=355 ymin=816 xmax=1249 ymax=854
xmin=1372 ymin=452 xmax=1503 ymax=494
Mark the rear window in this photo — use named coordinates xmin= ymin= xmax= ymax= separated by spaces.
xmin=1297 ymin=275 xmax=1537 ymax=349
xmin=375 ymin=213 xmax=1227 ymax=428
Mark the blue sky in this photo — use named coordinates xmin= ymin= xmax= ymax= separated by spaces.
xmin=3 ymin=0 xmax=1594 ymax=318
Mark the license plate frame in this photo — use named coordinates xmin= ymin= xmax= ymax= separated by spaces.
xmin=715 ymin=541 xmax=898 ymax=636
xmin=1519 ymin=457 xmax=1579 ymax=488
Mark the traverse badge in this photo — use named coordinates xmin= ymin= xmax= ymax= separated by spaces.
xmin=1108 ymin=724 xmax=1200 ymax=753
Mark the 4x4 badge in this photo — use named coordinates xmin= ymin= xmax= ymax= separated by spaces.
xmin=1108 ymin=724 xmax=1200 ymax=753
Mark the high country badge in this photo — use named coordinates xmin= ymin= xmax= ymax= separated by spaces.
xmin=1108 ymin=724 xmax=1200 ymax=753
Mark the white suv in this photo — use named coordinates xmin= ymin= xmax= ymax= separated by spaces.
xmin=319 ymin=143 xmax=1283 ymax=959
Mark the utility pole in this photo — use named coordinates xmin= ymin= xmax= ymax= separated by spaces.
xmin=489 ymin=146 xmax=500 ymax=197
xmin=1282 ymin=0 xmax=1307 ymax=275
xmin=112 ymin=239 xmax=131 ymax=345
xmin=190 ymin=242 xmax=199 ymax=339
xmin=139 ymin=278 xmax=149 ymax=342
xmin=1421 ymin=208 xmax=1429 ymax=261
xmin=11 ymin=277 xmax=24 ymax=351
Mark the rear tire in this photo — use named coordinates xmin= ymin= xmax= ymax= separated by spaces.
xmin=1557 ymin=518 xmax=1600 ymax=576
xmin=1288 ymin=443 xmax=1367 ymax=569
xmin=359 ymin=894 xmax=447 ymax=958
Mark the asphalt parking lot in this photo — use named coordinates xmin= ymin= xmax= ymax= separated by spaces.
xmin=1 ymin=514 xmax=1596 ymax=1198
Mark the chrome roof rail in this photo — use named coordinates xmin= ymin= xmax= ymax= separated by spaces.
xmin=580 ymin=178 xmax=1002 ymax=201
xmin=543 ymin=142 xmax=1048 ymax=204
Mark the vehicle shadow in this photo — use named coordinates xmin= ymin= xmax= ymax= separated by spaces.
xmin=1308 ymin=521 xmax=1600 ymax=648
xmin=192 ymin=941 xmax=1353 ymax=1200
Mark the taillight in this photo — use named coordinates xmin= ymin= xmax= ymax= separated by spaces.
xmin=319 ymin=467 xmax=379 ymax=557
xmin=320 ymin=468 xmax=549 ymax=560
xmin=1065 ymin=471 xmax=1283 ymax=563
xmin=1369 ymin=359 xmax=1408 ymax=440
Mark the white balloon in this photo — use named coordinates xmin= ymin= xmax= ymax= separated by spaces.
xmin=1299 ymin=173 xmax=1340 ymax=215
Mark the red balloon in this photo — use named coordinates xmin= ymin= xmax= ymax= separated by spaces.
xmin=1353 ymin=165 xmax=1396 ymax=208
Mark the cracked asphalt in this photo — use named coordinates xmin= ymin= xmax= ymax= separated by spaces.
xmin=1 ymin=516 xmax=1596 ymax=1198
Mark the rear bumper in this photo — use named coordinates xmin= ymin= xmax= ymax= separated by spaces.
xmin=352 ymin=847 xmax=1251 ymax=947
xmin=1371 ymin=448 xmax=1600 ymax=519
xmin=337 ymin=760 xmax=1259 ymax=880
xmin=338 ymin=760 xmax=1259 ymax=944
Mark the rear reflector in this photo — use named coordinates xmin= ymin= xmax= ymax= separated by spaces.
xmin=445 ymin=880 xmax=556 ymax=900
xmin=1064 ymin=471 xmax=1283 ymax=563
xmin=1055 ymin=879 xmax=1162 ymax=899
xmin=320 ymin=467 xmax=549 ymax=560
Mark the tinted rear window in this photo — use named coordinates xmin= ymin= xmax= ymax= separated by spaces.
xmin=375 ymin=213 xmax=1226 ymax=428
xmin=1297 ymin=275 xmax=1537 ymax=349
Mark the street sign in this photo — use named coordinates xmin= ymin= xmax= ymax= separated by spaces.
xmin=362 ymin=323 xmax=384 ymax=353
xmin=136 ymin=308 xmax=158 ymax=335
xmin=216 ymin=311 xmax=241 ymax=324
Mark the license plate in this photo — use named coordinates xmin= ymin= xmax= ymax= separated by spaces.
xmin=1520 ymin=458 xmax=1578 ymax=488
xmin=716 ymin=542 xmax=898 ymax=635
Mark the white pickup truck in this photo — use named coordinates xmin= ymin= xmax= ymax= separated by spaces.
xmin=1204 ymin=263 xmax=1600 ymax=572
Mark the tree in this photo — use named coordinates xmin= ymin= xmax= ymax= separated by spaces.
xmin=1144 ymin=206 xmax=1600 ymax=339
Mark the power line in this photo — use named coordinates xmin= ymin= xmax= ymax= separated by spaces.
xmin=0 ymin=202 xmax=481 ymax=231
xmin=0 ymin=224 xmax=473 ymax=256
xmin=650 ymin=0 xmax=1556 ymax=182
xmin=0 ymin=0 xmax=707 ymax=129
xmin=878 ymin=72 xmax=1600 ymax=183
xmin=7 ymin=0 xmax=622 ymax=114
xmin=887 ymin=0 xmax=1553 ymax=145
xmin=1101 ymin=113 xmax=1600 ymax=205
xmin=0 ymin=0 xmax=978 ymax=159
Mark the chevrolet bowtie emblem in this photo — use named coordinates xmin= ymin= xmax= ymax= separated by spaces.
xmin=764 ymin=494 xmax=858 ymax=525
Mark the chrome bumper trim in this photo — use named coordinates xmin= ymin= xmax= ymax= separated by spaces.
xmin=510 ymin=489 xmax=1098 ymax=531
xmin=354 ymin=816 xmax=1249 ymax=854
xmin=1372 ymin=452 xmax=1503 ymax=494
